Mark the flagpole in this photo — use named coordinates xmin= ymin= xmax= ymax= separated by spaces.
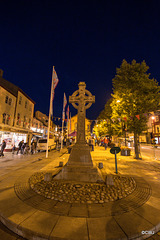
xmin=46 ymin=67 xmax=54 ymax=158
xmin=61 ymin=114 xmax=64 ymax=150
xmin=70 ymin=112 xmax=71 ymax=134
xmin=67 ymin=113 xmax=69 ymax=139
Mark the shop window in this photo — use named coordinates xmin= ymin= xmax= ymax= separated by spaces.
xmin=25 ymin=101 xmax=27 ymax=108
xmin=2 ymin=113 xmax=6 ymax=124
xmin=19 ymin=96 xmax=22 ymax=105
xmin=156 ymin=116 xmax=159 ymax=122
xmin=5 ymin=96 xmax=8 ymax=104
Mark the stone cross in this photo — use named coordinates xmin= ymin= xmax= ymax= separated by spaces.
xmin=69 ymin=82 xmax=95 ymax=144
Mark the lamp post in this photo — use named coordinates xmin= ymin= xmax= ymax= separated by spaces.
xmin=151 ymin=116 xmax=157 ymax=160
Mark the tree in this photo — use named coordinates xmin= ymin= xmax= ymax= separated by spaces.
xmin=94 ymin=98 xmax=114 ymax=138
xmin=111 ymin=59 xmax=160 ymax=159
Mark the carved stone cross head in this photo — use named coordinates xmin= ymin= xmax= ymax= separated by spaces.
xmin=69 ymin=82 xmax=95 ymax=111
xmin=69 ymin=82 xmax=95 ymax=144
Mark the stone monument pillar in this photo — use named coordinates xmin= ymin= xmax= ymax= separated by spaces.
xmin=54 ymin=82 xmax=103 ymax=182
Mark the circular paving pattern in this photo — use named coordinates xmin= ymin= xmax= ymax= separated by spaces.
xmin=14 ymin=172 xmax=152 ymax=218
xmin=29 ymin=172 xmax=136 ymax=204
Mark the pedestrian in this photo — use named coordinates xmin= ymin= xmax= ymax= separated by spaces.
xmin=104 ymin=137 xmax=107 ymax=150
xmin=21 ymin=141 xmax=26 ymax=154
xmin=12 ymin=144 xmax=16 ymax=154
xmin=101 ymin=138 xmax=104 ymax=147
xmin=0 ymin=140 xmax=6 ymax=157
xmin=17 ymin=140 xmax=23 ymax=154
xmin=97 ymin=137 xmax=100 ymax=146
xmin=90 ymin=137 xmax=94 ymax=151
xmin=24 ymin=142 xmax=30 ymax=154
xmin=31 ymin=140 xmax=36 ymax=154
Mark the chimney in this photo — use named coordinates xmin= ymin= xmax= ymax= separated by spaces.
xmin=0 ymin=69 xmax=3 ymax=77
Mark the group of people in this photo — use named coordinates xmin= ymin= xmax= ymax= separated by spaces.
xmin=86 ymin=136 xmax=111 ymax=151
xmin=14 ymin=140 xmax=37 ymax=155
xmin=0 ymin=138 xmax=39 ymax=157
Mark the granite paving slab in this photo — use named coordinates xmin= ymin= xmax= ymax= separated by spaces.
xmin=50 ymin=216 xmax=88 ymax=240
xmin=18 ymin=211 xmax=59 ymax=240
xmin=114 ymin=211 xmax=155 ymax=239
xmin=87 ymin=216 xmax=127 ymax=240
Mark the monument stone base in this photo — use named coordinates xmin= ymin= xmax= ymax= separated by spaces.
xmin=54 ymin=143 xmax=104 ymax=183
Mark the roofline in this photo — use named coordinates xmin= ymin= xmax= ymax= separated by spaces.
xmin=18 ymin=88 xmax=35 ymax=104
xmin=0 ymin=77 xmax=35 ymax=104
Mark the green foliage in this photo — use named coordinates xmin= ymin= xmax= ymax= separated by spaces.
xmin=111 ymin=59 xmax=160 ymax=135
xmin=111 ymin=59 xmax=160 ymax=158
xmin=94 ymin=98 xmax=113 ymax=137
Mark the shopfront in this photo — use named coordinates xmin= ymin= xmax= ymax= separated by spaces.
xmin=0 ymin=128 xmax=32 ymax=151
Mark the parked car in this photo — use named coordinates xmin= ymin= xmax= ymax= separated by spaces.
xmin=37 ymin=139 xmax=56 ymax=152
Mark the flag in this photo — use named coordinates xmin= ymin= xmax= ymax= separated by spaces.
xmin=62 ymin=93 xmax=67 ymax=121
xmin=66 ymin=105 xmax=69 ymax=121
xmin=53 ymin=66 xmax=59 ymax=90
xmin=50 ymin=66 xmax=59 ymax=116
xmin=63 ymin=93 xmax=67 ymax=110
xmin=136 ymin=115 xmax=140 ymax=120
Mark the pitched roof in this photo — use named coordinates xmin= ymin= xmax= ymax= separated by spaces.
xmin=0 ymin=76 xmax=35 ymax=104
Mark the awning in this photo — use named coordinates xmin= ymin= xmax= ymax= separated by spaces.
xmin=68 ymin=131 xmax=77 ymax=137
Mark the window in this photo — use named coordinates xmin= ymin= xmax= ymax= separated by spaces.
xmin=17 ymin=113 xmax=20 ymax=125
xmin=19 ymin=96 xmax=22 ymax=104
xmin=156 ymin=116 xmax=159 ymax=122
xmin=23 ymin=116 xmax=26 ymax=127
xmin=2 ymin=113 xmax=6 ymax=124
xmin=6 ymin=115 xmax=10 ymax=125
xmin=29 ymin=119 xmax=31 ymax=128
xmin=29 ymin=105 xmax=32 ymax=112
xmin=25 ymin=101 xmax=27 ymax=108
xmin=5 ymin=96 xmax=8 ymax=104
xmin=38 ymin=139 xmax=47 ymax=143
xmin=9 ymin=98 xmax=12 ymax=105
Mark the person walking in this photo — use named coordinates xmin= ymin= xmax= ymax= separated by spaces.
xmin=90 ymin=137 xmax=94 ymax=151
xmin=12 ymin=144 xmax=16 ymax=154
xmin=104 ymin=137 xmax=108 ymax=150
xmin=17 ymin=140 xmax=23 ymax=154
xmin=31 ymin=140 xmax=36 ymax=154
xmin=21 ymin=141 xmax=26 ymax=154
xmin=0 ymin=140 xmax=6 ymax=157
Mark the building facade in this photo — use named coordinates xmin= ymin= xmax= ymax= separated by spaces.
xmin=0 ymin=70 xmax=35 ymax=150
xmin=70 ymin=114 xmax=91 ymax=137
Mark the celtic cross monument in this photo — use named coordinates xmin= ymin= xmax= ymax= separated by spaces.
xmin=55 ymin=82 xmax=103 ymax=182
xmin=69 ymin=82 xmax=95 ymax=144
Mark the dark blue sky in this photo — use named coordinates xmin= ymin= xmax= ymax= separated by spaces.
xmin=1 ymin=0 xmax=160 ymax=120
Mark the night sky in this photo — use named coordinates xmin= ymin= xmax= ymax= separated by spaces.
xmin=1 ymin=0 xmax=160 ymax=121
